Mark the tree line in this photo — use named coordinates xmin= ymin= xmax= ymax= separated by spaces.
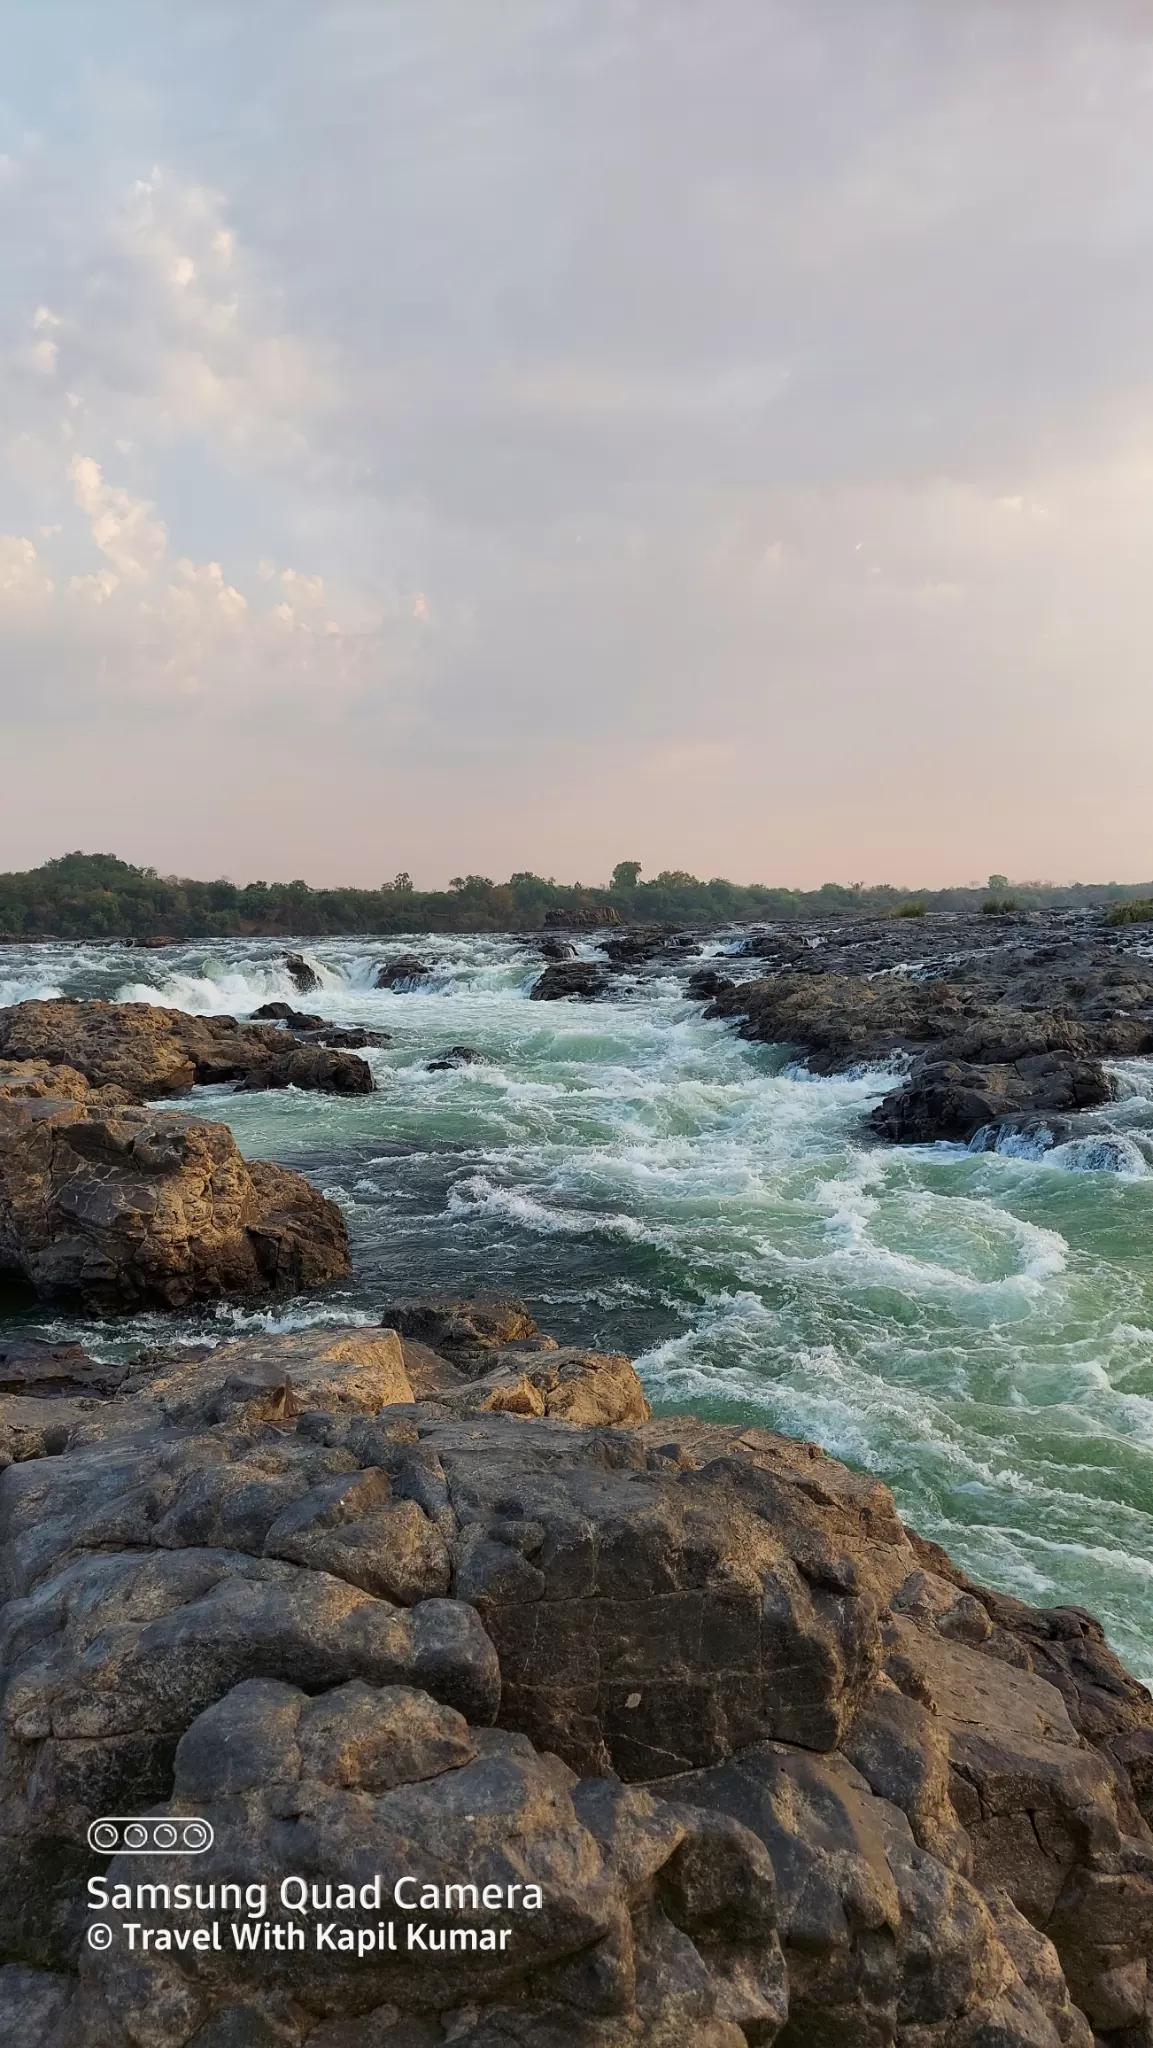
xmin=0 ymin=851 xmax=1149 ymax=941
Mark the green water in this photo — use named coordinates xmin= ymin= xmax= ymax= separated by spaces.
xmin=3 ymin=934 xmax=1151 ymax=1681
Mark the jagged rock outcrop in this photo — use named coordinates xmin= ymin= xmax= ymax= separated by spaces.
xmin=870 ymin=1055 xmax=1112 ymax=1145
xmin=529 ymin=963 xmax=611 ymax=1002
xmin=696 ymin=913 xmax=1153 ymax=1146
xmin=0 ymin=1314 xmax=1148 ymax=2043
xmin=0 ymin=1001 xmax=374 ymax=1101
xmin=0 ymin=1087 xmax=350 ymax=1311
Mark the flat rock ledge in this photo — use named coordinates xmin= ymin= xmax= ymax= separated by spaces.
xmin=0 ymin=1300 xmax=1149 ymax=2046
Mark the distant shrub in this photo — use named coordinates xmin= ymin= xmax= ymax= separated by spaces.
xmin=1105 ymin=898 xmax=1153 ymax=925
xmin=982 ymin=896 xmax=1019 ymax=916
xmin=894 ymin=899 xmax=928 ymax=918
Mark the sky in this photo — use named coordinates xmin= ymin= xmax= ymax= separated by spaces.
xmin=2 ymin=1 xmax=1153 ymax=890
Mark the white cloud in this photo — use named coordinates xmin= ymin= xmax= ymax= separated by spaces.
xmin=69 ymin=568 xmax=120 ymax=604
xmin=69 ymin=454 xmax=167 ymax=581
xmin=0 ymin=535 xmax=53 ymax=603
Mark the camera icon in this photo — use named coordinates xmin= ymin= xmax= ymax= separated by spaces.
xmin=87 ymin=1817 xmax=214 ymax=1855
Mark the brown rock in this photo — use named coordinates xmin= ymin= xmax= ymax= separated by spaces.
xmin=0 ymin=1000 xmax=372 ymax=1101
xmin=0 ymin=1094 xmax=349 ymax=1311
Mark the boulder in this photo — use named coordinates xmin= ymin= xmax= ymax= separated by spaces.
xmin=539 ymin=937 xmax=576 ymax=960
xmin=76 ymin=1677 xmax=785 ymax=2046
xmin=236 ymin=1047 xmax=374 ymax=1095
xmin=426 ymin=1046 xmax=485 ymax=1071
xmin=249 ymin=1004 xmax=327 ymax=1027
xmin=379 ymin=1297 xmax=545 ymax=1369
xmin=283 ymin=953 xmax=321 ymax=993
xmin=658 ymin=1741 xmax=1080 ymax=2048
xmin=529 ymin=963 xmax=611 ymax=1002
xmin=870 ymin=1055 xmax=1113 ymax=1145
xmin=0 ymin=1095 xmax=350 ymax=1311
xmin=0 ymin=1001 xmax=373 ymax=1101
xmin=375 ymin=957 xmax=432 ymax=989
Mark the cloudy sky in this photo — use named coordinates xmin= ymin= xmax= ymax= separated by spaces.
xmin=3 ymin=1 xmax=1153 ymax=889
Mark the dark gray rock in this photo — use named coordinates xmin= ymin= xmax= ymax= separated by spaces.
xmin=529 ymin=963 xmax=611 ymax=1002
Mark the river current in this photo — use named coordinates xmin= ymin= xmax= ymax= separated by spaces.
xmin=2 ymin=933 xmax=1152 ymax=1682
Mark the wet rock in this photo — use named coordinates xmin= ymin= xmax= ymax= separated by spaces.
xmin=318 ymin=1028 xmax=390 ymax=1051
xmin=426 ymin=1046 xmax=485 ymax=1071
xmin=283 ymin=953 xmax=321 ymax=994
xmin=529 ymin=963 xmax=611 ymax=1001
xmin=539 ymin=938 xmax=576 ymax=961
xmin=375 ymin=957 xmax=432 ymax=989
xmin=249 ymin=1004 xmax=327 ymax=1028
xmin=235 ymin=1046 xmax=374 ymax=1096
xmin=871 ymin=1055 xmax=1113 ymax=1145
xmin=248 ymin=1007 xmax=390 ymax=1052
xmin=0 ymin=1095 xmax=350 ymax=1311
xmin=687 ymin=968 xmax=737 ymax=1002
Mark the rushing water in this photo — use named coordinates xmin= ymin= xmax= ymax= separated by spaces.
xmin=3 ymin=932 xmax=1153 ymax=1682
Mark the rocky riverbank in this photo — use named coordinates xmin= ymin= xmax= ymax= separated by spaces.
xmin=0 ymin=1296 xmax=1150 ymax=2047
xmin=683 ymin=908 xmax=1153 ymax=1149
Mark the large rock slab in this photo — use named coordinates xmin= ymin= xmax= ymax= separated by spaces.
xmin=870 ymin=1055 xmax=1113 ymax=1145
xmin=0 ymin=1312 xmax=1150 ymax=2040
xmin=0 ymin=1000 xmax=373 ymax=1101
xmin=415 ymin=1413 xmax=912 ymax=1778
xmin=72 ymin=1676 xmax=785 ymax=2047
xmin=658 ymin=1741 xmax=1088 ymax=2048
xmin=0 ymin=1094 xmax=349 ymax=1310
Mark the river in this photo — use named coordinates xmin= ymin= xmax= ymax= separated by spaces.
xmin=2 ymin=931 xmax=1152 ymax=1681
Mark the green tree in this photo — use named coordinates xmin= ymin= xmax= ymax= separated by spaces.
xmin=610 ymin=861 xmax=642 ymax=892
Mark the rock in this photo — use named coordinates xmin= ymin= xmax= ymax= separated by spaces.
xmin=543 ymin=906 xmax=621 ymax=929
xmin=283 ymin=953 xmax=321 ymax=994
xmin=426 ymin=1046 xmax=485 ymax=1071
xmin=424 ymin=1413 xmax=908 ymax=1778
xmin=0 ymin=1058 xmax=129 ymax=1110
xmin=687 ymin=969 xmax=737 ymax=1002
xmin=444 ymin=1349 xmax=651 ymax=1429
xmin=379 ymin=1297 xmax=544 ymax=1365
xmin=250 ymin=1003 xmax=327 ymax=1027
xmin=0 ymin=1095 xmax=350 ymax=1311
xmin=318 ymin=1028 xmax=391 ymax=1051
xmin=539 ymin=938 xmax=576 ymax=960
xmin=249 ymin=1006 xmax=389 ymax=1052
xmin=0 ymin=1965 xmax=77 ymax=2046
xmin=657 ymin=1741 xmax=1073 ymax=2048
xmin=529 ymin=963 xmax=611 ymax=1002
xmin=0 ymin=1001 xmax=371 ymax=1101
xmin=1 ymin=1308 xmax=1149 ymax=2042
xmin=695 ymin=920 xmax=1153 ymax=1155
xmin=75 ymin=1676 xmax=781 ymax=2045
xmin=871 ymin=1055 xmax=1113 ymax=1145
xmin=375 ymin=957 xmax=432 ymax=989
xmin=236 ymin=1047 xmax=374 ymax=1096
